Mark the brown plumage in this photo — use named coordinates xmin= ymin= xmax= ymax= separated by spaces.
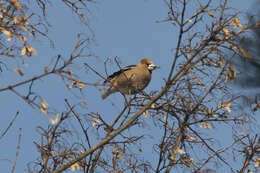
xmin=102 ymin=58 xmax=158 ymax=99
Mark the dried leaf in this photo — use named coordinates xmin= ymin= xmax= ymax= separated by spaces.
xmin=169 ymin=154 xmax=176 ymax=161
xmin=200 ymin=122 xmax=211 ymax=129
xmin=232 ymin=17 xmax=243 ymax=30
xmin=28 ymin=46 xmax=38 ymax=56
xmin=48 ymin=113 xmax=59 ymax=125
xmin=176 ymin=148 xmax=186 ymax=154
xmin=21 ymin=46 xmax=38 ymax=57
xmin=221 ymin=101 xmax=231 ymax=113
xmin=113 ymin=150 xmax=122 ymax=160
xmin=254 ymin=157 xmax=260 ymax=167
xmin=186 ymin=18 xmax=192 ymax=23
xmin=223 ymin=28 xmax=230 ymax=39
xmin=76 ymin=81 xmax=84 ymax=91
xmin=143 ymin=110 xmax=148 ymax=118
xmin=150 ymin=103 xmax=156 ymax=109
xmin=2 ymin=29 xmax=13 ymax=41
xmin=21 ymin=46 xmax=27 ymax=56
xmin=227 ymin=66 xmax=236 ymax=83
xmin=13 ymin=68 xmax=24 ymax=76
xmin=70 ymin=162 xmax=81 ymax=172
xmin=40 ymin=100 xmax=48 ymax=114
xmin=92 ymin=118 xmax=100 ymax=127
xmin=206 ymin=10 xmax=214 ymax=17
xmin=187 ymin=136 xmax=196 ymax=141
xmin=31 ymin=47 xmax=38 ymax=56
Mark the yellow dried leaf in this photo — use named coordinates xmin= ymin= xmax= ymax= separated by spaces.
xmin=254 ymin=157 xmax=260 ymax=167
xmin=227 ymin=66 xmax=236 ymax=83
xmin=170 ymin=154 xmax=176 ymax=161
xmin=13 ymin=16 xmax=19 ymax=23
xmin=200 ymin=122 xmax=211 ymax=129
xmin=2 ymin=29 xmax=11 ymax=36
xmin=21 ymin=46 xmax=27 ymax=56
xmin=113 ymin=150 xmax=122 ymax=160
xmin=76 ymin=81 xmax=84 ymax=91
xmin=224 ymin=75 xmax=229 ymax=83
xmin=221 ymin=101 xmax=231 ymax=113
xmin=150 ymin=103 xmax=156 ymax=109
xmin=92 ymin=118 xmax=100 ymax=127
xmin=143 ymin=110 xmax=148 ymax=118
xmin=83 ymin=100 xmax=87 ymax=105
xmin=2 ymin=29 xmax=13 ymax=41
xmin=13 ymin=68 xmax=24 ymax=76
xmin=31 ymin=47 xmax=38 ymax=56
xmin=48 ymin=113 xmax=59 ymax=125
xmin=223 ymin=28 xmax=230 ymax=39
xmin=187 ymin=136 xmax=196 ymax=141
xmin=27 ymin=46 xmax=38 ymax=56
xmin=206 ymin=10 xmax=214 ymax=17
xmin=232 ymin=17 xmax=243 ymax=30
xmin=176 ymin=148 xmax=186 ymax=154
xmin=40 ymin=100 xmax=48 ymax=114
xmin=70 ymin=162 xmax=81 ymax=172
xmin=186 ymin=18 xmax=192 ymax=23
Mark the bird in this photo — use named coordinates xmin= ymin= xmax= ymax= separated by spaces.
xmin=102 ymin=58 xmax=158 ymax=99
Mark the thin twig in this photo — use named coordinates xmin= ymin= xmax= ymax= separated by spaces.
xmin=0 ymin=112 xmax=19 ymax=140
xmin=11 ymin=128 xmax=22 ymax=173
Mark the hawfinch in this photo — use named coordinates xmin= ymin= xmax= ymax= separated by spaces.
xmin=102 ymin=58 xmax=158 ymax=99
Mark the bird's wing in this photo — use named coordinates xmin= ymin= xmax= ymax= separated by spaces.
xmin=104 ymin=65 xmax=136 ymax=84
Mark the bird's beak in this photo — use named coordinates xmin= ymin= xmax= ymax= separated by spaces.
xmin=148 ymin=64 xmax=159 ymax=70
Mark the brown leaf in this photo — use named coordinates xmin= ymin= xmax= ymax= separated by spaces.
xmin=13 ymin=68 xmax=24 ymax=76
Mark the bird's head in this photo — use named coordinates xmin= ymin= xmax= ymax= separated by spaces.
xmin=139 ymin=58 xmax=159 ymax=71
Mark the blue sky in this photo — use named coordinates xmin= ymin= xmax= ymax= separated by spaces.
xmin=0 ymin=0 xmax=258 ymax=172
